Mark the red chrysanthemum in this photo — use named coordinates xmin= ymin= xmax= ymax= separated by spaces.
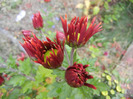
xmin=60 ymin=15 xmax=102 ymax=48
xmin=65 ymin=63 xmax=96 ymax=89
xmin=0 ymin=76 xmax=4 ymax=85
xmin=32 ymin=12 xmax=43 ymax=30
xmin=20 ymin=33 xmax=64 ymax=69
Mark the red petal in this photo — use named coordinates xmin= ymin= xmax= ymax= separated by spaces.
xmin=84 ymin=83 xmax=96 ymax=89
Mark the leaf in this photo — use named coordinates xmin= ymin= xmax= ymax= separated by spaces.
xmin=59 ymin=83 xmax=72 ymax=99
xmin=76 ymin=3 xmax=84 ymax=9
xmin=73 ymin=49 xmax=80 ymax=63
xmin=36 ymin=91 xmax=50 ymax=99
xmin=6 ymin=55 xmax=17 ymax=69
xmin=47 ymin=21 xmax=54 ymax=28
xmin=5 ymin=89 xmax=20 ymax=99
xmin=129 ymin=0 xmax=133 ymax=3
xmin=35 ymin=66 xmax=56 ymax=83
xmin=18 ymin=58 xmax=32 ymax=75
xmin=52 ymin=69 xmax=65 ymax=79
xmin=0 ymin=57 xmax=4 ymax=63
xmin=21 ymin=81 xmax=33 ymax=93
xmin=47 ymin=81 xmax=64 ymax=97
xmin=0 ymin=68 xmax=6 ymax=73
xmin=104 ymin=2 xmax=109 ymax=10
xmin=93 ymin=6 xmax=100 ymax=15
xmin=6 ymin=75 xmax=26 ymax=87
xmin=87 ymin=78 xmax=110 ymax=92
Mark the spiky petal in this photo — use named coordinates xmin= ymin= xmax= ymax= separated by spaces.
xmin=32 ymin=12 xmax=43 ymax=30
xmin=20 ymin=33 xmax=64 ymax=69
xmin=60 ymin=15 xmax=102 ymax=48
xmin=65 ymin=63 xmax=96 ymax=89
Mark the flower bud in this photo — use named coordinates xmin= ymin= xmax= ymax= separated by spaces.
xmin=32 ymin=12 xmax=43 ymax=30
xmin=65 ymin=63 xmax=96 ymax=89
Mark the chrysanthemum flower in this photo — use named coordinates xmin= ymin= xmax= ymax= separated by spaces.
xmin=65 ymin=63 xmax=96 ymax=89
xmin=20 ymin=33 xmax=64 ymax=69
xmin=60 ymin=15 xmax=102 ymax=48
xmin=32 ymin=12 xmax=43 ymax=30
xmin=0 ymin=76 xmax=4 ymax=85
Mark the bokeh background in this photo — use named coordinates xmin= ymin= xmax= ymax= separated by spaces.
xmin=0 ymin=0 xmax=133 ymax=98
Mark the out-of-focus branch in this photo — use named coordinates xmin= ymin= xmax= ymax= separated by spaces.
xmin=0 ymin=63 xmax=35 ymax=81
xmin=58 ymin=66 xmax=66 ymax=71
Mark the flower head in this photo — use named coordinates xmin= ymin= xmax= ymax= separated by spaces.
xmin=60 ymin=15 xmax=102 ymax=48
xmin=32 ymin=12 xmax=43 ymax=30
xmin=22 ymin=30 xmax=32 ymax=37
xmin=65 ymin=63 xmax=96 ymax=89
xmin=20 ymin=33 xmax=64 ymax=69
xmin=0 ymin=76 xmax=4 ymax=85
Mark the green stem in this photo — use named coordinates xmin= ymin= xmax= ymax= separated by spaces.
xmin=64 ymin=46 xmax=70 ymax=65
xmin=70 ymin=48 xmax=75 ymax=66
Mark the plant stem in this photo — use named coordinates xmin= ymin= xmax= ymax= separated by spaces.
xmin=58 ymin=66 xmax=66 ymax=71
xmin=64 ymin=46 xmax=70 ymax=65
xmin=70 ymin=48 xmax=75 ymax=66
xmin=0 ymin=64 xmax=35 ymax=81
xmin=40 ymin=30 xmax=46 ymax=40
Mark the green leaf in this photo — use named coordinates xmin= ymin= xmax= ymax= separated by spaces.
xmin=21 ymin=81 xmax=33 ymax=93
xmin=36 ymin=91 xmax=50 ymax=99
xmin=7 ymin=55 xmax=17 ymax=69
xmin=47 ymin=21 xmax=54 ymax=28
xmin=4 ymin=89 xmax=20 ymax=99
xmin=35 ymin=66 xmax=56 ymax=83
xmin=104 ymin=2 xmax=109 ymax=10
xmin=0 ymin=57 xmax=4 ymax=63
xmin=81 ymin=87 xmax=93 ymax=99
xmin=0 ymin=68 xmax=6 ymax=73
xmin=52 ymin=69 xmax=65 ymax=79
xmin=59 ymin=83 xmax=72 ymax=99
xmin=73 ymin=49 xmax=80 ymax=63
xmin=47 ymin=81 xmax=64 ymax=97
xmin=6 ymin=75 xmax=26 ymax=87
xmin=18 ymin=58 xmax=32 ymax=75
xmin=93 ymin=6 xmax=100 ymax=15
xmin=87 ymin=78 xmax=110 ymax=92
xmin=129 ymin=0 xmax=133 ymax=3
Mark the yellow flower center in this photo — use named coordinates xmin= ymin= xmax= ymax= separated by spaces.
xmin=44 ymin=49 xmax=58 ymax=63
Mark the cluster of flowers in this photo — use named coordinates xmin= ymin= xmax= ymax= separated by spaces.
xmin=1 ymin=12 xmax=102 ymax=89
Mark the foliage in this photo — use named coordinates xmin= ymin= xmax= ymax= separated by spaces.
xmin=95 ymin=70 xmax=126 ymax=99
